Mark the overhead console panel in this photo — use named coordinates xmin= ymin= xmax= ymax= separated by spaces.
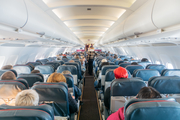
xmin=0 ymin=0 xmax=27 ymax=28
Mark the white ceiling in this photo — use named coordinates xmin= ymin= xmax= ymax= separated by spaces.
xmin=41 ymin=0 xmax=136 ymax=44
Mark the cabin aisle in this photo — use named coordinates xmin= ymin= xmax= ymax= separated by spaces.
xmin=79 ymin=71 xmax=100 ymax=120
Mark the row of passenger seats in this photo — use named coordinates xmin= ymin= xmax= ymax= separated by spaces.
xmin=0 ymin=56 xmax=84 ymax=120
xmin=94 ymin=54 xmax=180 ymax=120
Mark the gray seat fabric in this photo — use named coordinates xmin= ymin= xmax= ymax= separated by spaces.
xmin=32 ymin=82 xmax=69 ymax=116
xmin=13 ymin=65 xmax=31 ymax=74
xmin=0 ymin=104 xmax=54 ymax=120
xmin=34 ymin=65 xmax=54 ymax=74
xmin=133 ymin=69 xmax=160 ymax=81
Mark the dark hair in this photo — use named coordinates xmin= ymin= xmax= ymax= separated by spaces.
xmin=131 ymin=62 xmax=138 ymax=65
xmin=124 ymin=59 xmax=128 ymax=61
xmin=31 ymin=70 xmax=40 ymax=74
xmin=114 ymin=55 xmax=118 ymax=59
xmin=141 ymin=58 xmax=149 ymax=62
xmin=136 ymin=87 xmax=162 ymax=99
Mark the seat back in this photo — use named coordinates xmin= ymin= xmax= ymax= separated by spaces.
xmin=125 ymin=65 xmax=144 ymax=75
xmin=148 ymin=76 xmax=180 ymax=102
xmin=65 ymin=62 xmax=81 ymax=80
xmin=104 ymin=69 xmax=115 ymax=91
xmin=26 ymin=62 xmax=42 ymax=67
xmin=34 ymin=65 xmax=54 ymax=81
xmin=17 ymin=74 xmax=44 ymax=87
xmin=45 ymin=62 xmax=61 ymax=70
xmin=57 ymin=65 xmax=78 ymax=85
xmin=63 ymin=74 xmax=74 ymax=94
xmin=114 ymin=60 xmax=121 ymax=65
xmin=110 ymin=78 xmax=146 ymax=112
xmin=138 ymin=62 xmax=152 ymax=68
xmin=36 ymin=59 xmax=48 ymax=65
xmin=13 ymin=65 xmax=31 ymax=74
xmin=0 ymin=104 xmax=54 ymax=120
xmin=133 ymin=69 xmax=160 ymax=83
xmin=101 ymin=65 xmax=119 ymax=86
xmin=119 ymin=63 xmax=131 ymax=68
xmin=109 ymin=62 xmax=115 ymax=65
xmin=146 ymin=64 xmax=166 ymax=74
xmin=161 ymin=69 xmax=180 ymax=77
xmin=56 ymin=60 xmax=64 ymax=65
xmin=32 ymin=82 xmax=69 ymax=116
xmin=125 ymin=100 xmax=180 ymax=120
xmin=0 ymin=69 xmax=17 ymax=77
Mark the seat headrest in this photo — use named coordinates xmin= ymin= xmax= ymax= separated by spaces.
xmin=17 ymin=74 xmax=44 ymax=87
xmin=114 ymin=60 xmax=121 ymax=65
xmin=111 ymin=78 xmax=145 ymax=96
xmin=26 ymin=62 xmax=42 ymax=67
xmin=148 ymin=76 xmax=180 ymax=94
xmin=105 ymin=69 xmax=115 ymax=82
xmin=36 ymin=59 xmax=48 ymax=65
xmin=57 ymin=65 xmax=77 ymax=75
xmin=0 ymin=104 xmax=54 ymax=120
xmin=109 ymin=62 xmax=115 ymax=65
xmin=161 ymin=69 xmax=180 ymax=77
xmin=0 ymin=79 xmax=29 ymax=89
xmin=133 ymin=69 xmax=160 ymax=81
xmin=124 ymin=97 xmax=176 ymax=112
xmin=125 ymin=101 xmax=180 ymax=120
xmin=0 ymin=69 xmax=17 ymax=77
xmin=125 ymin=65 xmax=144 ymax=75
xmin=146 ymin=64 xmax=166 ymax=74
xmin=13 ymin=66 xmax=31 ymax=74
xmin=45 ymin=62 xmax=61 ymax=70
xmin=119 ymin=63 xmax=131 ymax=68
xmin=101 ymin=65 xmax=119 ymax=75
xmin=32 ymin=82 xmax=69 ymax=116
xmin=56 ymin=60 xmax=64 ymax=65
xmin=64 ymin=75 xmax=74 ymax=88
xmin=138 ymin=62 xmax=152 ymax=68
xmin=34 ymin=65 xmax=54 ymax=74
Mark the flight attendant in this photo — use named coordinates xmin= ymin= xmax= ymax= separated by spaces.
xmin=87 ymin=47 xmax=95 ymax=75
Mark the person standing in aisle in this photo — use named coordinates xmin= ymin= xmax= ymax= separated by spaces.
xmin=87 ymin=49 xmax=95 ymax=75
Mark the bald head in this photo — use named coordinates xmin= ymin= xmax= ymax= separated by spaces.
xmin=1 ymin=71 xmax=16 ymax=80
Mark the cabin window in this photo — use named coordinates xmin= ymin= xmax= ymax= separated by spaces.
xmin=5 ymin=55 xmax=18 ymax=66
xmin=0 ymin=56 xmax=5 ymax=69
xmin=155 ymin=61 xmax=161 ymax=64
xmin=166 ymin=63 xmax=174 ymax=69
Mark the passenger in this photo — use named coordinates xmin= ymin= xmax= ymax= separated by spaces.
xmin=131 ymin=62 xmax=138 ymax=65
xmin=47 ymin=73 xmax=78 ymax=113
xmin=31 ymin=70 xmax=40 ymax=74
xmin=1 ymin=65 xmax=13 ymax=70
xmin=15 ymin=89 xmax=39 ymax=106
xmin=0 ymin=71 xmax=21 ymax=105
xmin=79 ymin=59 xmax=86 ymax=75
xmin=116 ymin=58 xmax=121 ymax=60
xmin=94 ymin=62 xmax=110 ymax=91
xmin=107 ymin=87 xmax=162 ymax=120
xmin=87 ymin=51 xmax=95 ymax=75
xmin=104 ymin=67 xmax=128 ymax=110
xmin=69 ymin=60 xmax=75 ymax=63
xmin=141 ymin=58 xmax=149 ymax=62
xmin=62 ymin=70 xmax=82 ymax=101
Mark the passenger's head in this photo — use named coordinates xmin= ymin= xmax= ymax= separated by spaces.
xmin=101 ymin=59 xmax=107 ymax=63
xmin=47 ymin=73 xmax=66 ymax=83
xmin=75 ymin=56 xmax=79 ymax=59
xmin=1 ymin=71 xmax=16 ymax=80
xmin=1 ymin=65 xmax=13 ymax=70
xmin=131 ymin=62 xmax=138 ymax=65
xmin=31 ymin=70 xmax=40 ymax=74
xmin=116 ymin=58 xmax=121 ymax=60
xmin=141 ymin=58 xmax=149 ymax=62
xmin=124 ymin=59 xmax=128 ymax=61
xmin=15 ymin=89 xmax=39 ymax=106
xmin=136 ymin=87 xmax=162 ymax=99
xmin=114 ymin=55 xmax=118 ymax=59
xmin=69 ymin=60 xmax=75 ymax=63
xmin=62 ymin=70 xmax=71 ymax=75
xmin=113 ymin=67 xmax=128 ymax=79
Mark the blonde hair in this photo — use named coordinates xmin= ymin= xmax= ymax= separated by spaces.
xmin=47 ymin=73 xmax=66 ymax=83
xmin=15 ymin=89 xmax=39 ymax=106
xmin=62 ymin=70 xmax=71 ymax=75
xmin=101 ymin=59 xmax=107 ymax=63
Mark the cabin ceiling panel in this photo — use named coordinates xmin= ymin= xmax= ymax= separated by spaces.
xmin=41 ymin=0 xmax=136 ymax=44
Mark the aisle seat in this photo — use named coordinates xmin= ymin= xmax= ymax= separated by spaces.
xmin=119 ymin=63 xmax=131 ymax=68
xmin=161 ymin=69 xmax=180 ymax=77
xmin=13 ymin=65 xmax=31 ymax=74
